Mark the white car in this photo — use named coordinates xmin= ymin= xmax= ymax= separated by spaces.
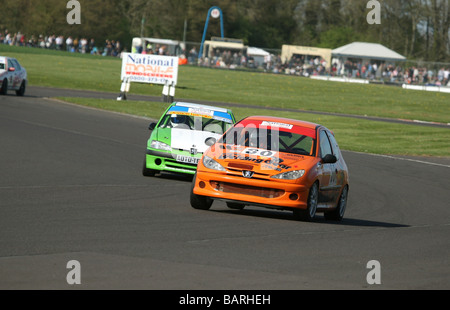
xmin=0 ymin=56 xmax=27 ymax=96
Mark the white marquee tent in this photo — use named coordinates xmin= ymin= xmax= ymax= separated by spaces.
xmin=332 ymin=42 xmax=406 ymax=62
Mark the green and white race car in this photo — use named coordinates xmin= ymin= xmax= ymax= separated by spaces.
xmin=143 ymin=102 xmax=236 ymax=176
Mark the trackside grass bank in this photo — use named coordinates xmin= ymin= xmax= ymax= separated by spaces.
xmin=2 ymin=44 xmax=449 ymax=157
xmin=59 ymin=97 xmax=450 ymax=158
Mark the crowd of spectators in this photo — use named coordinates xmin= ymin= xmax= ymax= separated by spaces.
xmin=0 ymin=29 xmax=124 ymax=57
xmin=277 ymin=55 xmax=328 ymax=77
xmin=195 ymin=49 xmax=249 ymax=68
xmin=328 ymin=60 xmax=450 ymax=86
xmin=258 ymin=56 xmax=450 ymax=87
xmin=274 ymin=56 xmax=450 ymax=86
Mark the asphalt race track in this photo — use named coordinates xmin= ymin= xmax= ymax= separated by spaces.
xmin=1 ymin=86 xmax=449 ymax=290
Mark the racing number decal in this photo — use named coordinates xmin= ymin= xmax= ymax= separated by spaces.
xmin=242 ymin=148 xmax=275 ymax=158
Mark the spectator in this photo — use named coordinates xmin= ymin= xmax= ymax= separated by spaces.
xmin=88 ymin=38 xmax=95 ymax=53
xmin=55 ymin=35 xmax=64 ymax=50
xmin=65 ymin=36 xmax=73 ymax=52
xmin=72 ymin=37 xmax=78 ymax=52
xmin=80 ymin=37 xmax=88 ymax=53
xmin=188 ymin=47 xmax=198 ymax=64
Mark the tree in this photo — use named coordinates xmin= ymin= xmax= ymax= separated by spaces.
xmin=0 ymin=0 xmax=448 ymax=61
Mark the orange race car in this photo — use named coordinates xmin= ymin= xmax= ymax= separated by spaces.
xmin=190 ymin=116 xmax=349 ymax=221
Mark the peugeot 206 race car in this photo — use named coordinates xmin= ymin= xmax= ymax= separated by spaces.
xmin=0 ymin=56 xmax=27 ymax=96
xmin=190 ymin=116 xmax=349 ymax=221
xmin=143 ymin=102 xmax=236 ymax=176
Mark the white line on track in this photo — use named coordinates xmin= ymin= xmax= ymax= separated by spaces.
xmin=348 ymin=151 xmax=450 ymax=168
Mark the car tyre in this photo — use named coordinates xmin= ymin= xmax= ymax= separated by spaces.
xmin=142 ymin=158 xmax=157 ymax=177
xmin=293 ymin=182 xmax=319 ymax=222
xmin=226 ymin=202 xmax=245 ymax=210
xmin=324 ymin=185 xmax=348 ymax=221
xmin=190 ymin=173 xmax=213 ymax=210
xmin=0 ymin=79 xmax=7 ymax=95
xmin=16 ymin=81 xmax=26 ymax=96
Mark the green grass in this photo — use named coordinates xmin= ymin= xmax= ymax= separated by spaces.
xmin=2 ymin=44 xmax=449 ymax=158
xmin=60 ymin=97 xmax=450 ymax=158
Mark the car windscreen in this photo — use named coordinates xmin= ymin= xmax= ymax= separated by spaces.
xmin=219 ymin=122 xmax=316 ymax=156
xmin=157 ymin=108 xmax=233 ymax=135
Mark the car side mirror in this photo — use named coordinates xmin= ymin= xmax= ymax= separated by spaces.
xmin=322 ymin=154 xmax=337 ymax=164
xmin=205 ymin=137 xmax=217 ymax=147
xmin=148 ymin=123 xmax=156 ymax=131
xmin=8 ymin=67 xmax=15 ymax=72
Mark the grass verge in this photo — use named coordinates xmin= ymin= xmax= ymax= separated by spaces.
xmin=59 ymin=97 xmax=450 ymax=158
xmin=2 ymin=44 xmax=449 ymax=158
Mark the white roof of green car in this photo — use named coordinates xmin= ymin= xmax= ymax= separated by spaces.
xmin=174 ymin=102 xmax=229 ymax=114
xmin=0 ymin=57 xmax=6 ymax=71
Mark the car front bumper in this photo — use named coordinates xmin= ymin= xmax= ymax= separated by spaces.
xmin=145 ymin=149 xmax=200 ymax=175
xmin=193 ymin=170 xmax=310 ymax=210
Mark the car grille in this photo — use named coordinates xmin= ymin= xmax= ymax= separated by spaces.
xmin=165 ymin=160 xmax=197 ymax=170
xmin=210 ymin=181 xmax=284 ymax=199
xmin=227 ymin=162 xmax=254 ymax=170
xmin=225 ymin=163 xmax=271 ymax=180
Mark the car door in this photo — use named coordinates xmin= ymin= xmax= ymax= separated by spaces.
xmin=323 ymin=129 xmax=345 ymax=203
xmin=326 ymin=131 xmax=347 ymax=199
xmin=10 ymin=59 xmax=22 ymax=88
xmin=317 ymin=129 xmax=335 ymax=204
xmin=7 ymin=58 xmax=14 ymax=87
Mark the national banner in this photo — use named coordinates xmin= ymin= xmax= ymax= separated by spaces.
xmin=120 ymin=52 xmax=179 ymax=85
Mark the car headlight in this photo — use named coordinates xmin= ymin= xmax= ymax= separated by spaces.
xmin=271 ymin=170 xmax=305 ymax=180
xmin=203 ymin=155 xmax=226 ymax=171
xmin=150 ymin=140 xmax=172 ymax=151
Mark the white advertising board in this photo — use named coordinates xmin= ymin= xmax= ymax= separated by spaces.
xmin=120 ymin=52 xmax=179 ymax=85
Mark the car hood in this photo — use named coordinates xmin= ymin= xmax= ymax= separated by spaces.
xmin=207 ymin=143 xmax=318 ymax=175
xmin=169 ymin=128 xmax=222 ymax=153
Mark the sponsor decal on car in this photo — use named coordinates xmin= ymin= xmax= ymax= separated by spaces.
xmin=261 ymin=121 xmax=293 ymax=129
xmin=176 ymin=155 xmax=199 ymax=164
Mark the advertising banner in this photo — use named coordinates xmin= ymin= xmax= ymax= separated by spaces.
xmin=120 ymin=53 xmax=179 ymax=85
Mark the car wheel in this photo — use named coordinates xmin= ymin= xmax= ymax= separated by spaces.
xmin=0 ymin=79 xmax=7 ymax=95
xmin=16 ymin=81 xmax=26 ymax=96
xmin=226 ymin=202 xmax=245 ymax=210
xmin=142 ymin=158 xmax=157 ymax=177
xmin=190 ymin=173 xmax=213 ymax=210
xmin=293 ymin=182 xmax=319 ymax=222
xmin=324 ymin=185 xmax=348 ymax=221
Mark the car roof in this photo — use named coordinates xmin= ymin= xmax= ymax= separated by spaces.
xmin=173 ymin=102 xmax=231 ymax=114
xmin=240 ymin=115 xmax=322 ymax=130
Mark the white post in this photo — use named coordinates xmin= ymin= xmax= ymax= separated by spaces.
xmin=162 ymin=80 xmax=169 ymax=102
xmin=169 ymin=82 xmax=176 ymax=103
xmin=117 ymin=77 xmax=130 ymax=101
